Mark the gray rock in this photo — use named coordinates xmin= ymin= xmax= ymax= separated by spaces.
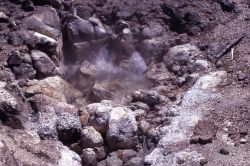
xmin=124 ymin=157 xmax=144 ymax=166
xmin=81 ymin=148 xmax=97 ymax=166
xmin=140 ymin=36 xmax=169 ymax=62
xmin=7 ymin=50 xmax=23 ymax=66
xmin=106 ymin=107 xmax=138 ymax=149
xmin=37 ymin=105 xmax=58 ymax=140
xmin=164 ymin=43 xmax=200 ymax=67
xmin=0 ymin=68 xmax=16 ymax=82
xmin=12 ymin=63 xmax=36 ymax=79
xmin=105 ymin=156 xmax=123 ymax=166
xmin=31 ymin=50 xmax=57 ymax=77
xmin=87 ymin=101 xmax=113 ymax=134
xmin=81 ymin=126 xmax=104 ymax=148
xmin=129 ymin=52 xmax=147 ymax=74
xmin=89 ymin=16 xmax=107 ymax=39
xmin=67 ymin=17 xmax=94 ymax=43
xmin=142 ymin=24 xmax=164 ymax=39
xmin=0 ymin=81 xmax=29 ymax=129
xmin=0 ymin=126 xmax=81 ymax=166
xmin=56 ymin=108 xmax=81 ymax=143
xmin=132 ymin=90 xmax=161 ymax=108
xmin=23 ymin=7 xmax=61 ymax=40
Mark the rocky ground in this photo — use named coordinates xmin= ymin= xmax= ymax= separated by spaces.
xmin=0 ymin=0 xmax=250 ymax=166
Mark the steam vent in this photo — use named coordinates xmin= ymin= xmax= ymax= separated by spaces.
xmin=0 ymin=0 xmax=250 ymax=165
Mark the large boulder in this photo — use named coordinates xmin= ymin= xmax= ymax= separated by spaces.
xmin=66 ymin=16 xmax=94 ymax=43
xmin=0 ymin=126 xmax=81 ymax=166
xmin=106 ymin=107 xmax=138 ymax=149
xmin=23 ymin=7 xmax=63 ymax=62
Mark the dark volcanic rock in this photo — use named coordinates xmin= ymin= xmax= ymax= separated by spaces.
xmin=12 ymin=63 xmax=36 ymax=79
xmin=7 ymin=50 xmax=23 ymax=66
xmin=190 ymin=120 xmax=218 ymax=144
xmin=80 ymin=126 xmax=104 ymax=149
xmin=218 ymin=0 xmax=236 ymax=12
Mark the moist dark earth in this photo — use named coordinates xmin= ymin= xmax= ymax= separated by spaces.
xmin=0 ymin=0 xmax=250 ymax=166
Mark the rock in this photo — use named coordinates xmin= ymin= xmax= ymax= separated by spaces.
xmin=89 ymin=16 xmax=107 ymax=39
xmin=32 ymin=0 xmax=63 ymax=8
xmin=67 ymin=17 xmax=94 ymax=43
xmin=145 ymin=63 xmax=172 ymax=85
xmin=56 ymin=108 xmax=81 ymax=143
xmin=117 ymin=6 xmax=136 ymax=19
xmin=0 ymin=82 xmax=30 ymax=129
xmin=132 ymin=90 xmax=161 ymax=108
xmin=12 ymin=63 xmax=36 ymax=79
xmin=140 ymin=37 xmax=169 ymax=62
xmin=23 ymin=7 xmax=61 ymax=40
xmin=74 ymin=61 xmax=97 ymax=91
xmin=0 ymin=12 xmax=8 ymax=22
xmin=124 ymin=157 xmax=144 ymax=166
xmin=129 ymin=52 xmax=147 ymax=74
xmin=104 ymin=156 xmax=123 ymax=166
xmin=219 ymin=148 xmax=230 ymax=155
xmin=218 ymin=0 xmax=235 ymax=12
xmin=37 ymin=105 xmax=58 ymax=139
xmin=110 ymin=149 xmax=137 ymax=162
xmin=69 ymin=142 xmax=82 ymax=155
xmin=23 ymin=53 xmax=33 ymax=64
xmin=115 ymin=20 xmax=130 ymax=34
xmin=87 ymin=101 xmax=113 ymax=134
xmin=88 ymin=83 xmax=113 ymax=102
xmin=0 ymin=68 xmax=15 ymax=82
xmin=0 ymin=126 xmax=81 ymax=166
xmin=81 ymin=148 xmax=97 ymax=166
xmin=73 ymin=42 xmax=92 ymax=62
xmin=94 ymin=146 xmax=107 ymax=161
xmin=8 ymin=33 xmax=25 ymax=46
xmin=190 ymin=120 xmax=218 ymax=144
xmin=22 ymin=0 xmax=35 ymax=11
xmin=130 ymin=102 xmax=150 ymax=112
xmin=31 ymin=50 xmax=57 ymax=77
xmin=164 ymin=43 xmax=200 ymax=66
xmin=80 ymin=126 xmax=104 ymax=148
xmin=7 ymin=50 xmax=23 ymax=66
xmin=106 ymin=107 xmax=138 ymax=149
xmin=142 ymin=23 xmax=164 ymax=39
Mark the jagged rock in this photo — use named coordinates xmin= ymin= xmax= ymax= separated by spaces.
xmin=190 ymin=120 xmax=218 ymax=144
xmin=88 ymin=83 xmax=113 ymax=102
xmin=67 ymin=17 xmax=94 ymax=43
xmin=110 ymin=149 xmax=137 ymax=162
xmin=129 ymin=51 xmax=147 ymax=74
xmin=87 ymin=101 xmax=113 ymax=134
xmin=80 ymin=126 xmax=104 ymax=148
xmin=23 ymin=7 xmax=61 ymax=40
xmin=82 ymin=148 xmax=97 ymax=166
xmin=106 ymin=107 xmax=138 ymax=149
xmin=7 ymin=50 xmax=23 ymax=66
xmin=12 ymin=63 xmax=36 ymax=79
xmin=0 ymin=81 xmax=30 ymax=129
xmin=32 ymin=0 xmax=63 ymax=8
xmin=115 ymin=20 xmax=129 ymax=34
xmin=89 ymin=16 xmax=107 ymax=39
xmin=124 ymin=157 xmax=144 ymax=166
xmin=30 ymin=50 xmax=57 ymax=77
xmin=0 ymin=126 xmax=81 ymax=166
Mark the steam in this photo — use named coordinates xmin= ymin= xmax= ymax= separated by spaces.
xmin=65 ymin=46 xmax=150 ymax=103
